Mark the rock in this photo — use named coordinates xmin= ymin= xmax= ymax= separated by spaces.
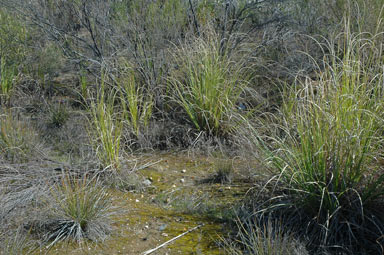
xmin=180 ymin=178 xmax=185 ymax=183
xmin=159 ymin=224 xmax=167 ymax=231
xmin=142 ymin=179 xmax=152 ymax=186
xmin=181 ymin=169 xmax=186 ymax=173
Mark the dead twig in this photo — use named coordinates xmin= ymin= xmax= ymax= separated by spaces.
xmin=141 ymin=224 xmax=204 ymax=255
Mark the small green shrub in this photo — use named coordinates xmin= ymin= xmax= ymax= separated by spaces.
xmin=0 ymin=8 xmax=27 ymax=65
xmin=105 ymin=171 xmax=144 ymax=192
xmin=46 ymin=174 xmax=113 ymax=245
xmin=31 ymin=43 xmax=64 ymax=86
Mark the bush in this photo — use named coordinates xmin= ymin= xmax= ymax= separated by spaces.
xmin=0 ymin=9 xmax=27 ymax=105
xmin=292 ymin=0 xmax=384 ymax=35
xmin=0 ymin=8 xmax=27 ymax=65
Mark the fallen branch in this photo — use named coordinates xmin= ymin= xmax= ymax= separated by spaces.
xmin=141 ymin=224 xmax=204 ymax=255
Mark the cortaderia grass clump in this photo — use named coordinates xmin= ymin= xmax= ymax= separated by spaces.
xmin=249 ymin=18 xmax=384 ymax=253
xmin=89 ymin=74 xmax=123 ymax=171
xmin=169 ymin=30 xmax=249 ymax=136
xmin=117 ymin=65 xmax=153 ymax=137
xmin=45 ymin=174 xmax=113 ymax=246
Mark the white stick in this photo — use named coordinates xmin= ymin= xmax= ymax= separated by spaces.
xmin=141 ymin=224 xmax=204 ymax=255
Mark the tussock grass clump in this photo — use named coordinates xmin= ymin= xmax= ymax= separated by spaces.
xmin=169 ymin=30 xmax=249 ymax=136
xmin=249 ymin=19 xmax=384 ymax=253
xmin=0 ymin=228 xmax=34 ymax=255
xmin=0 ymin=111 xmax=41 ymax=162
xmin=224 ymin=217 xmax=308 ymax=255
xmin=213 ymin=160 xmax=234 ymax=184
xmin=45 ymin=174 xmax=113 ymax=246
xmin=199 ymin=159 xmax=234 ymax=184
xmin=0 ymin=163 xmax=61 ymax=253
xmin=48 ymin=103 xmax=69 ymax=128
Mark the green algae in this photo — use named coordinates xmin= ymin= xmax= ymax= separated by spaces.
xmin=42 ymin=191 xmax=224 ymax=254
xmin=35 ymin=153 xmax=253 ymax=255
